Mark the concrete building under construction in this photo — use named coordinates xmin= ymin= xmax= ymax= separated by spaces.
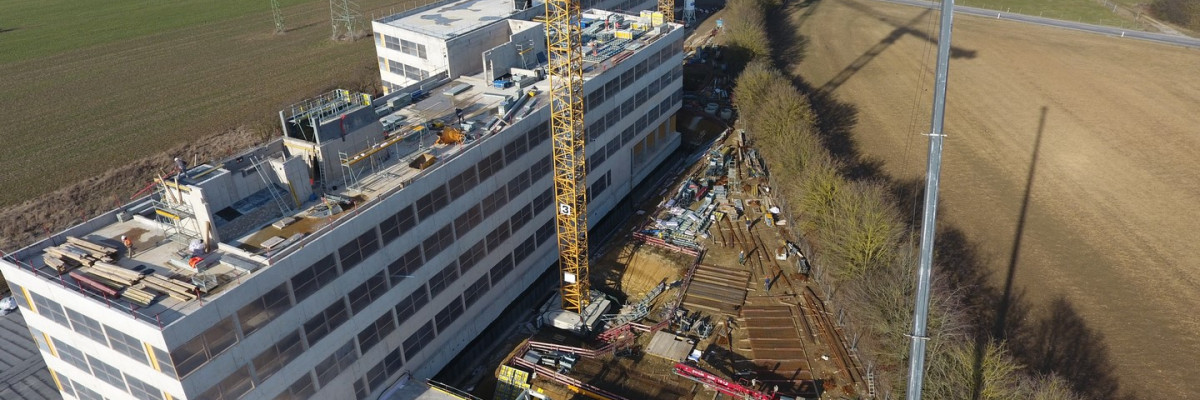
xmin=0 ymin=1 xmax=683 ymax=399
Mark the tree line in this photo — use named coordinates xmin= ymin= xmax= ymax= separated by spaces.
xmin=721 ymin=0 xmax=1088 ymax=397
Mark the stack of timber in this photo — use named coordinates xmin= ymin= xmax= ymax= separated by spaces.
xmin=43 ymin=237 xmax=118 ymax=272
xmin=142 ymin=275 xmax=198 ymax=301
xmin=89 ymin=262 xmax=143 ymax=286
xmin=123 ymin=285 xmax=158 ymax=306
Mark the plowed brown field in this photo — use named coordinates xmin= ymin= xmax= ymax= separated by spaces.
xmin=792 ymin=0 xmax=1200 ymax=397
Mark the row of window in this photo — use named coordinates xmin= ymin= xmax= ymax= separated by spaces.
xmin=381 ymin=57 xmax=431 ymax=82
xmin=376 ymin=33 xmax=428 ymax=59
xmin=14 ymin=286 xmax=177 ymax=382
xmin=52 ymin=338 xmax=161 ymax=400
xmin=53 ymin=370 xmax=106 ymax=400
xmin=586 ymin=64 xmax=683 ymax=142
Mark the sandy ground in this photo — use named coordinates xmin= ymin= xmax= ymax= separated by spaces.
xmin=792 ymin=0 xmax=1200 ymax=397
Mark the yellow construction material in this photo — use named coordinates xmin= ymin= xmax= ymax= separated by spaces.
xmin=155 ymin=209 xmax=182 ymax=220
xmin=436 ymin=126 xmax=464 ymax=145
xmin=546 ymin=0 xmax=590 ymax=314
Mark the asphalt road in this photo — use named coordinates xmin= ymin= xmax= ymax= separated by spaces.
xmin=872 ymin=0 xmax=1200 ymax=49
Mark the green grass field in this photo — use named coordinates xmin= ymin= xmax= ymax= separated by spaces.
xmin=954 ymin=0 xmax=1143 ymax=28
xmin=0 ymin=0 xmax=418 ymax=211
xmin=0 ymin=0 xmax=321 ymax=63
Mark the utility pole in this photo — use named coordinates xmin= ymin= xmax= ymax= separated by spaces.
xmin=271 ymin=0 xmax=285 ymax=34
xmin=330 ymin=0 xmax=361 ymax=41
xmin=905 ymin=0 xmax=956 ymax=398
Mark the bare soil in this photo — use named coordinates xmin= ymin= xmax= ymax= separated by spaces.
xmin=792 ymin=0 xmax=1200 ymax=397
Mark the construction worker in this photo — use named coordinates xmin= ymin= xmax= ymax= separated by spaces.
xmin=122 ymin=235 xmax=134 ymax=258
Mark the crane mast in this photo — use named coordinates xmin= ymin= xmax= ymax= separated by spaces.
xmin=545 ymin=0 xmax=590 ymax=314
xmin=659 ymin=0 xmax=674 ymax=23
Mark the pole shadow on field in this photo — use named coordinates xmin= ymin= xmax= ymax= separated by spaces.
xmin=970 ymin=106 xmax=1047 ymax=399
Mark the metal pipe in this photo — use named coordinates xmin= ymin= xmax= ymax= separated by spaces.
xmin=906 ymin=0 xmax=956 ymax=398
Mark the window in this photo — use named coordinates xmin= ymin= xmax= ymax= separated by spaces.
xmin=253 ymin=329 xmax=305 ymax=383
xmin=621 ymin=69 xmax=635 ymax=87
xmin=416 ymin=186 xmax=449 ymax=221
xmin=481 ymin=187 xmax=508 ymax=216
xmin=71 ymin=377 xmax=104 ymax=400
xmin=402 ymin=321 xmax=436 ymax=358
xmin=447 ymin=168 xmax=478 ymax=200
xmin=7 ymin=282 xmax=29 ymax=309
xmin=588 ymin=120 xmax=604 ymax=143
xmin=621 ymin=124 xmax=635 ymax=145
xmin=357 ymin=311 xmax=397 ymax=352
xmin=427 ymin=263 xmax=460 ymax=299
xmin=238 ymin=282 xmax=292 ymax=337
xmin=27 ymin=326 xmax=49 ymax=354
xmin=125 ymin=374 xmax=160 ymax=400
xmin=105 ymin=324 xmax=150 ymax=365
xmin=275 ymin=373 xmax=317 ymax=400
xmin=65 ymin=308 xmax=106 ymax=345
xmin=533 ymin=188 xmax=554 ymax=213
xmin=422 ymin=224 xmax=455 ymax=260
xmin=590 ymin=149 xmax=607 ymax=172
xmin=526 ymin=124 xmax=549 ymax=148
xmin=607 ymin=136 xmax=622 ymax=158
xmin=586 ymin=89 xmax=604 ymax=112
xmin=200 ymin=365 xmax=255 ymax=400
xmin=304 ymin=298 xmax=350 ymax=346
xmin=86 ymin=354 xmax=126 ymax=391
xmin=605 ymin=79 xmax=620 ymax=99
xmin=434 ymin=296 xmax=464 ymax=332
xmin=509 ymin=204 xmax=533 ymax=233
xmin=151 ymin=346 xmax=177 ymax=378
xmin=606 ymin=107 xmax=620 ymax=130
xmin=485 ymin=220 xmax=511 ymax=252
xmin=661 ymin=97 xmax=674 ymax=118
xmin=530 ymin=155 xmax=552 ymax=180
xmin=51 ymin=338 xmax=89 ymax=372
xmin=380 ymin=204 xmax=415 ymax=244
xmin=536 ymin=218 xmax=556 ymax=246
xmin=504 ymin=134 xmax=528 ymax=164
xmin=513 ymin=234 xmax=538 ymax=265
xmin=490 ymin=254 xmax=515 ymax=283
xmin=339 ymin=229 xmax=380 ymax=272
xmin=394 ymin=287 xmax=429 ymax=325
xmin=315 ymin=340 xmax=358 ymax=387
xmin=349 ymin=270 xmax=389 ymax=314
xmin=170 ymin=317 xmax=238 ymax=377
xmin=457 ymin=238 xmax=487 ymax=274
xmin=454 ymin=204 xmax=484 ymax=238
xmin=388 ymin=246 xmax=423 ymax=285
xmin=291 ymin=254 xmax=339 ymax=303
xmin=506 ymin=170 xmax=531 ymax=200
xmin=27 ymin=292 xmax=69 ymax=327
xmin=463 ymin=275 xmax=491 ymax=308
xmin=477 ymin=149 xmax=505 ymax=181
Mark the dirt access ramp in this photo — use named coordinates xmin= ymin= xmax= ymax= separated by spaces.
xmin=792 ymin=0 xmax=1200 ymax=397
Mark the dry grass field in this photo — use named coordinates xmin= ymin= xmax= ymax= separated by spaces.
xmin=0 ymin=0 xmax=415 ymax=210
xmin=791 ymin=0 xmax=1200 ymax=397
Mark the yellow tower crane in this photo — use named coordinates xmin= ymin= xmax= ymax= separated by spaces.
xmin=545 ymin=0 xmax=590 ymax=314
xmin=659 ymin=0 xmax=674 ymax=23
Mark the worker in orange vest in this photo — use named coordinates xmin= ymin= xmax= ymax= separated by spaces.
xmin=122 ymin=235 xmax=134 ymax=258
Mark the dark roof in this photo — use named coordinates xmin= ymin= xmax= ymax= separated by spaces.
xmin=0 ymin=309 xmax=59 ymax=400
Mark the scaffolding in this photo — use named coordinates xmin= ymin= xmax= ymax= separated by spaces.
xmin=152 ymin=177 xmax=201 ymax=243
xmin=251 ymin=156 xmax=294 ymax=215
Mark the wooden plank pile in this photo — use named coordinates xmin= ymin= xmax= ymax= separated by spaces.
xmin=142 ymin=275 xmax=198 ymax=301
xmin=61 ymin=258 xmax=201 ymax=306
xmin=42 ymin=237 xmax=119 ymax=272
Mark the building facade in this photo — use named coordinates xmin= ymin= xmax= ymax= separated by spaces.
xmin=1 ymin=4 xmax=682 ymax=400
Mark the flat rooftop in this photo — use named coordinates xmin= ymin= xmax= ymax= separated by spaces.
xmin=378 ymin=0 xmax=545 ymax=39
xmin=3 ymin=12 xmax=680 ymax=329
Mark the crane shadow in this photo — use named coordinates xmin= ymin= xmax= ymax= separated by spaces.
xmin=818 ymin=0 xmax=977 ymax=94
